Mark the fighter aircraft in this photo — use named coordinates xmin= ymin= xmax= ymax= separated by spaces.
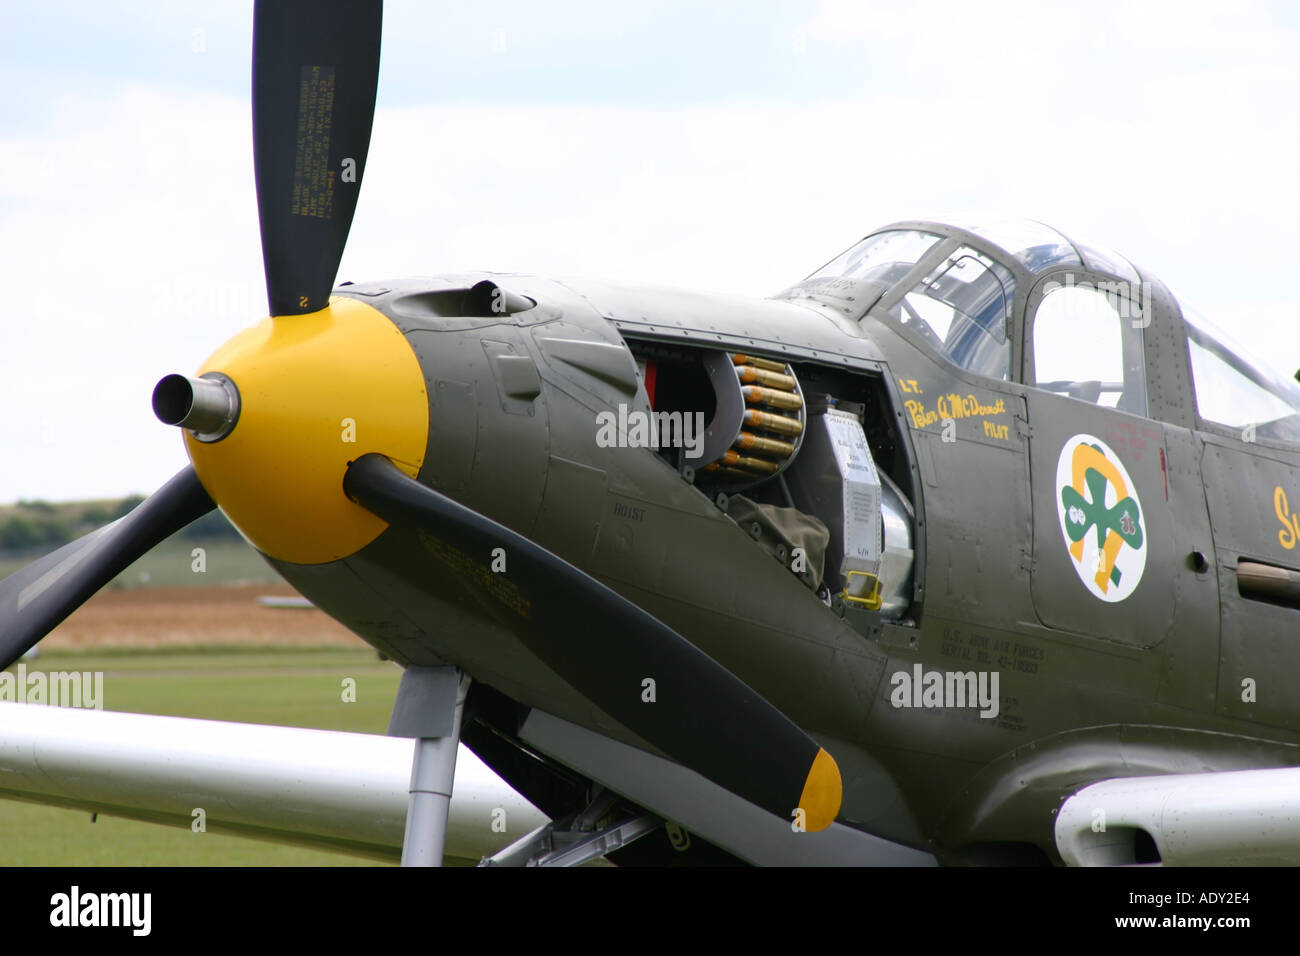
xmin=5 ymin=0 xmax=1300 ymax=867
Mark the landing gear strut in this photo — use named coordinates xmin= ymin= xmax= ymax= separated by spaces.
xmin=387 ymin=665 xmax=470 ymax=867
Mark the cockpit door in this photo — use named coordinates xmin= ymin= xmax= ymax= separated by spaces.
xmin=1021 ymin=271 xmax=1201 ymax=651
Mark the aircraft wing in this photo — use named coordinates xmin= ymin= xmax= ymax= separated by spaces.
xmin=0 ymin=702 xmax=547 ymax=863
xmin=1055 ymin=768 xmax=1300 ymax=865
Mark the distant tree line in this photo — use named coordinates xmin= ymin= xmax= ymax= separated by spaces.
xmin=0 ymin=494 xmax=241 ymax=553
xmin=0 ymin=515 xmax=70 ymax=550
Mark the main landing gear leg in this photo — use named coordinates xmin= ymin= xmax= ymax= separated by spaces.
xmin=387 ymin=665 xmax=470 ymax=867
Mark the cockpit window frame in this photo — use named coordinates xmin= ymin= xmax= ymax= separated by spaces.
xmin=1021 ymin=267 xmax=1150 ymax=418
xmin=874 ymin=225 xmax=1035 ymax=384
xmin=887 ymin=245 xmax=1018 ymax=381
xmin=1181 ymin=305 xmax=1300 ymax=447
xmin=801 ymin=228 xmax=947 ymax=287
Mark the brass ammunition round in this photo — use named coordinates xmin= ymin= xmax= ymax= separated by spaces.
xmin=720 ymin=449 xmax=779 ymax=474
xmin=730 ymin=353 xmax=788 ymax=373
xmin=742 ymin=408 xmax=803 ymax=436
xmin=734 ymin=431 xmax=795 ymax=458
xmin=735 ymin=366 xmax=797 ymax=390
xmin=741 ymin=385 xmax=803 ymax=411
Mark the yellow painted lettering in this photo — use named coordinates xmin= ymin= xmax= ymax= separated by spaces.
xmin=1276 ymin=485 xmax=1298 ymax=550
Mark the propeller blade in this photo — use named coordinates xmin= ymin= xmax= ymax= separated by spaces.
xmin=343 ymin=453 xmax=842 ymax=831
xmin=252 ymin=0 xmax=383 ymax=316
xmin=0 ymin=468 xmax=214 ymax=667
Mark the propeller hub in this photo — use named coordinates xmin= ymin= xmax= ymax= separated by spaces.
xmin=178 ymin=297 xmax=428 ymax=565
xmin=152 ymin=372 xmax=241 ymax=442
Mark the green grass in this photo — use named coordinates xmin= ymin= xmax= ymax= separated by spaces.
xmin=0 ymin=536 xmax=279 ymax=589
xmin=0 ymin=802 xmax=384 ymax=866
xmin=110 ymin=537 xmax=281 ymax=589
xmin=0 ymin=647 xmax=406 ymax=866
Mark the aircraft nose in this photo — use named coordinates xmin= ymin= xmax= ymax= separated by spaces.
xmin=155 ymin=297 xmax=429 ymax=565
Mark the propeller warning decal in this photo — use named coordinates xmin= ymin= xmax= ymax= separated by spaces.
xmin=1055 ymin=434 xmax=1147 ymax=602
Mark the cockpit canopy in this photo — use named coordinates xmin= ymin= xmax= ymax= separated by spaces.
xmin=1183 ymin=306 xmax=1300 ymax=441
xmin=802 ymin=219 xmax=1300 ymax=442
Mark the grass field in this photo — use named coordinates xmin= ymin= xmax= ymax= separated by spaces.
xmin=0 ymin=536 xmax=279 ymax=589
xmin=0 ymin=646 xmax=405 ymax=866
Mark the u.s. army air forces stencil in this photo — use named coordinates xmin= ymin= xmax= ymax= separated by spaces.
xmin=1055 ymin=434 xmax=1146 ymax=602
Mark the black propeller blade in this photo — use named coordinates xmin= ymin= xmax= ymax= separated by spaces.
xmin=2 ymin=2 xmax=381 ymax=661
xmin=0 ymin=468 xmax=215 ymax=668
xmin=253 ymin=0 xmax=382 ymax=316
xmin=344 ymin=454 xmax=842 ymax=830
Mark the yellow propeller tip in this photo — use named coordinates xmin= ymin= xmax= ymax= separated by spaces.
xmin=796 ymin=747 xmax=842 ymax=832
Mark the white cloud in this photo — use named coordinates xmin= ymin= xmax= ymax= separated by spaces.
xmin=4 ymin=3 xmax=1300 ymax=503
xmin=0 ymin=84 xmax=262 ymax=503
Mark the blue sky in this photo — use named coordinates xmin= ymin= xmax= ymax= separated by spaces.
xmin=3 ymin=1 xmax=1300 ymax=501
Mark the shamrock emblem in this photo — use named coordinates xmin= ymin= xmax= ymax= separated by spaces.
xmin=1060 ymin=449 xmax=1144 ymax=587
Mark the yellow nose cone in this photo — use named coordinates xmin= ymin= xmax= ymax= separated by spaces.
xmin=184 ymin=297 xmax=428 ymax=565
